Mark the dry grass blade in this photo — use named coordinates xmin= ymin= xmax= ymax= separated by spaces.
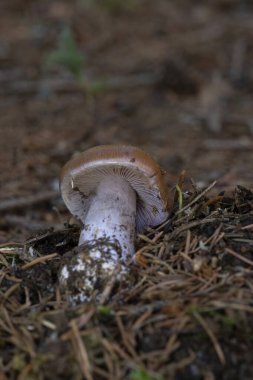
xmin=0 ymin=242 xmax=24 ymax=248
xmin=0 ymin=191 xmax=58 ymax=212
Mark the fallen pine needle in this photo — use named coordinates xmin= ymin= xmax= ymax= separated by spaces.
xmin=3 ymin=283 xmax=20 ymax=299
xmin=70 ymin=319 xmax=93 ymax=380
xmin=241 ymin=224 xmax=253 ymax=230
xmin=176 ymin=181 xmax=217 ymax=216
xmin=21 ymin=253 xmax=58 ymax=269
xmin=226 ymin=248 xmax=253 ymax=267
xmin=211 ymin=301 xmax=253 ymax=314
xmin=0 ymin=190 xmax=58 ymax=212
xmin=193 ymin=310 xmax=226 ymax=365
xmin=99 ymin=264 xmax=121 ymax=305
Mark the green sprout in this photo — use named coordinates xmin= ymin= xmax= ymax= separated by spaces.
xmin=46 ymin=25 xmax=157 ymax=97
xmin=97 ymin=305 xmax=113 ymax=315
xmin=46 ymin=27 xmax=110 ymax=97
xmin=130 ymin=368 xmax=164 ymax=380
xmin=46 ymin=27 xmax=84 ymax=82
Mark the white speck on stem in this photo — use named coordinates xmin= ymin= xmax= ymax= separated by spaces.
xmin=60 ymin=265 xmax=69 ymax=280
xmin=73 ymin=257 xmax=86 ymax=271
xmin=28 ymin=246 xmax=35 ymax=257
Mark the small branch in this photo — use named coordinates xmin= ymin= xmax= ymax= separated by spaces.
xmin=0 ymin=73 xmax=160 ymax=97
xmin=203 ymin=137 xmax=253 ymax=150
xmin=0 ymin=190 xmax=58 ymax=212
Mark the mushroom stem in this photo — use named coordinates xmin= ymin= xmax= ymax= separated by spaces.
xmin=79 ymin=175 xmax=136 ymax=262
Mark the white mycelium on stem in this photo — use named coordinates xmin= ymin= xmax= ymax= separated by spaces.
xmin=79 ymin=175 xmax=136 ymax=261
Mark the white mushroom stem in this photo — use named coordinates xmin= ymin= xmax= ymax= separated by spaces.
xmin=79 ymin=175 xmax=136 ymax=262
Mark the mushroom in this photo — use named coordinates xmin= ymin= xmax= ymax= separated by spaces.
xmin=59 ymin=144 xmax=171 ymax=301
xmin=61 ymin=144 xmax=170 ymax=259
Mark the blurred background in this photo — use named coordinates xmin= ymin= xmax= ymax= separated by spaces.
xmin=0 ymin=0 xmax=253 ymax=242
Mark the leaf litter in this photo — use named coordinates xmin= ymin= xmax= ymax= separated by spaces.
xmin=1 ymin=180 xmax=253 ymax=380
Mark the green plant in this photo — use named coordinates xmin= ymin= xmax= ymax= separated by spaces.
xmin=46 ymin=25 xmax=157 ymax=97
xmin=46 ymin=27 xmax=84 ymax=82
xmin=46 ymin=27 xmax=109 ymax=97
xmin=97 ymin=305 xmax=113 ymax=315
xmin=130 ymin=368 xmax=164 ymax=380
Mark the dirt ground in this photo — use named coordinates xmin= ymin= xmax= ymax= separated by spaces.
xmin=0 ymin=1 xmax=253 ymax=379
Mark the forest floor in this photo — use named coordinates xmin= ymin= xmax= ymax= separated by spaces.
xmin=0 ymin=1 xmax=253 ymax=379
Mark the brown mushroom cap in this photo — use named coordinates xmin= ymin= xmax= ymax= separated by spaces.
xmin=60 ymin=145 xmax=170 ymax=232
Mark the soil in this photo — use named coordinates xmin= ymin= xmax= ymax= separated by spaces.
xmin=0 ymin=1 xmax=253 ymax=379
